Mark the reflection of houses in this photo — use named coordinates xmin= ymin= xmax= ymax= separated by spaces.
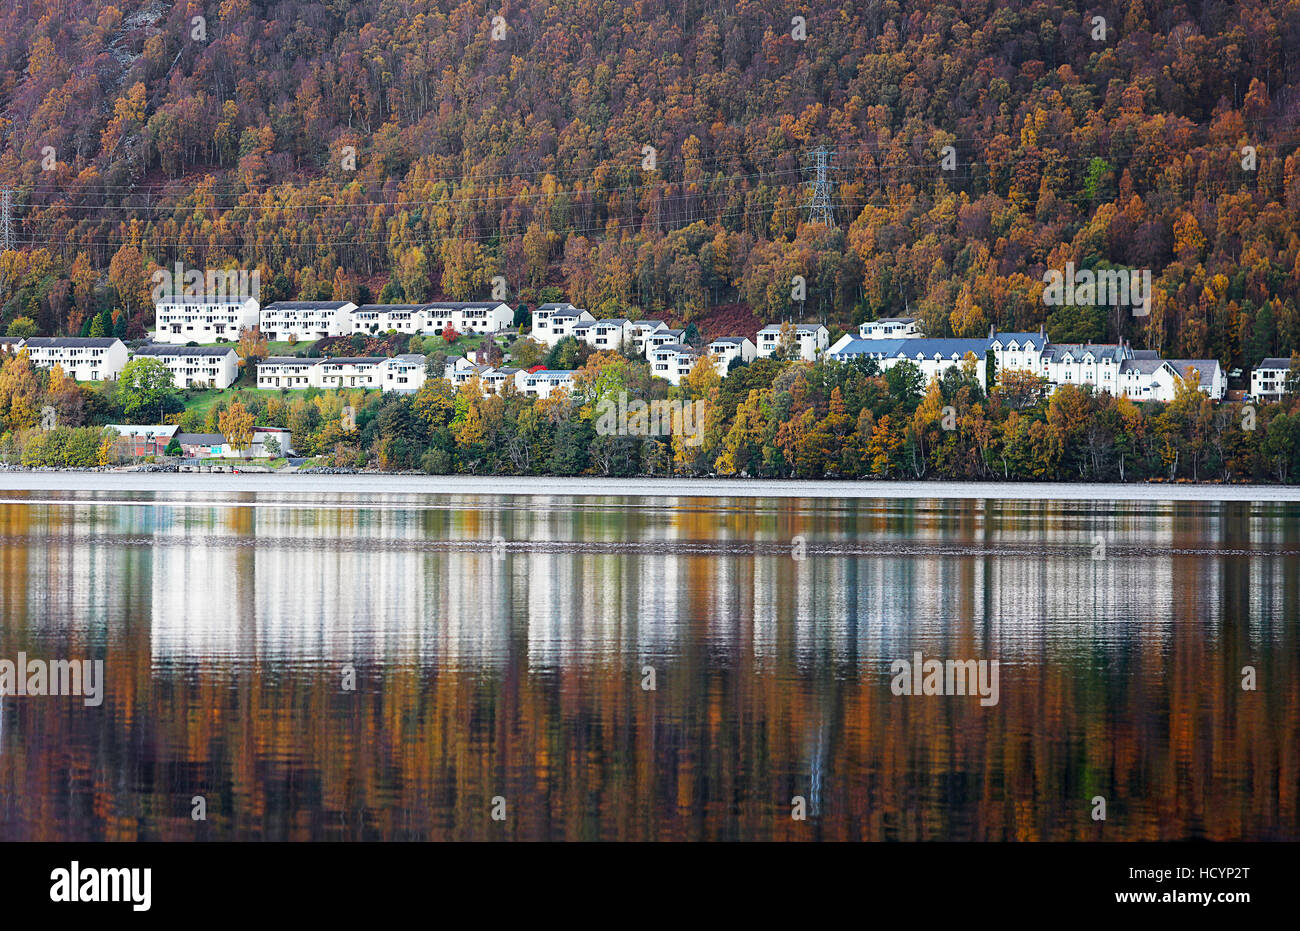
xmin=132 ymin=344 xmax=240 ymax=389
xmin=22 ymin=337 xmax=129 ymax=381
xmin=107 ymin=424 xmax=178 ymax=457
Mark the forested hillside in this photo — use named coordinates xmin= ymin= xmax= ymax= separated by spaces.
xmin=1 ymin=0 xmax=1299 ymax=371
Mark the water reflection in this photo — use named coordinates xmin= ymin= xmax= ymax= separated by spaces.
xmin=0 ymin=492 xmax=1295 ymax=840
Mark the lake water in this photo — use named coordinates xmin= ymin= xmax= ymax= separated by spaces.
xmin=0 ymin=477 xmax=1296 ymax=840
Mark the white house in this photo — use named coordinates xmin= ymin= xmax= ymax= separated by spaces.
xmin=350 ymin=304 xmax=425 ymax=334
xmin=1164 ymin=359 xmax=1226 ymax=401
xmin=152 ymin=296 xmax=260 ymax=344
xmin=1037 ymin=342 xmax=1130 ymax=396
xmin=257 ymin=357 xmax=319 ymax=389
xmin=1251 ymin=358 xmax=1292 ymax=400
xmin=649 ymin=343 xmax=704 ymax=386
xmin=22 ymin=337 xmax=129 ymax=381
xmin=707 ymin=337 xmax=756 ymax=374
xmin=379 ymin=354 xmax=428 ymax=393
xmin=630 ymin=320 xmax=669 ymax=354
xmin=584 ymin=319 xmax=633 ymax=351
xmin=860 ymin=317 xmax=922 ymax=339
xmin=530 ymin=303 xmax=595 ymax=347
xmin=259 ymin=301 xmax=356 ymax=341
xmin=514 ymin=368 xmax=576 ymax=398
xmin=132 ymin=344 xmax=240 ymax=389
xmin=0 ymin=336 xmax=24 ymax=354
xmin=756 ymin=323 xmax=829 ymax=361
xmin=421 ymin=301 xmax=514 ymax=335
xmin=987 ymin=331 xmax=1048 ymax=375
xmin=645 ymin=328 xmax=687 ymax=355
xmin=250 ymin=426 xmax=294 ymax=457
xmin=315 ymin=357 xmax=387 ymax=389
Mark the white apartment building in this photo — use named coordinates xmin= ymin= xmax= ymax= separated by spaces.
xmin=707 ymin=337 xmax=756 ymax=374
xmin=645 ymin=328 xmax=687 ymax=355
xmin=379 ymin=354 xmax=428 ymax=393
xmin=421 ymin=301 xmax=514 ymax=335
xmin=259 ymin=301 xmax=357 ymax=341
xmin=314 ymin=357 xmax=387 ymax=389
xmin=649 ymin=343 xmax=704 ymax=386
xmin=152 ymin=296 xmax=260 ymax=344
xmin=630 ymin=320 xmax=669 ymax=354
xmin=861 ymin=317 xmax=922 ymax=339
xmin=829 ymin=337 xmax=990 ymax=388
xmin=514 ymin=368 xmax=576 ymax=398
xmin=22 ymin=337 xmax=129 ymax=381
xmin=530 ymin=303 xmax=595 ymax=347
xmin=756 ymin=323 xmax=830 ymax=361
xmin=350 ymin=304 xmax=426 ymax=334
xmin=132 ymin=344 xmax=240 ymax=389
xmin=257 ymin=357 xmax=319 ymax=389
xmin=1251 ymin=358 xmax=1292 ymax=400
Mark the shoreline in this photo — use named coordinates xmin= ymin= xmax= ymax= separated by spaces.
xmin=2 ymin=470 xmax=1300 ymax=502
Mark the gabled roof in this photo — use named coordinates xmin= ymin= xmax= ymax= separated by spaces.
xmin=133 ymin=344 xmax=235 ymax=357
xmin=1165 ymin=359 xmax=1221 ymax=388
xmin=834 ymin=337 xmax=988 ymax=358
xmin=758 ymin=323 xmax=827 ymax=333
xmin=319 ymin=356 xmax=386 ymax=366
xmin=24 ymin=337 xmax=122 ymax=348
xmin=263 ymin=301 xmax=353 ymax=310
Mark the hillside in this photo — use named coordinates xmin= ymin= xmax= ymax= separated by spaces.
xmin=0 ymin=0 xmax=1299 ymax=371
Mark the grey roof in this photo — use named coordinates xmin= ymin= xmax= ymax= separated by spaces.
xmin=1041 ymin=343 xmax=1127 ymax=362
xmin=594 ymin=318 xmax=630 ymax=326
xmin=537 ymin=303 xmax=578 ymax=311
xmin=1165 ymin=360 xmax=1220 ymax=388
xmin=710 ymin=337 xmax=748 ymax=345
xmin=158 ymin=296 xmax=253 ymax=304
xmin=868 ymin=316 xmax=917 ymax=324
xmin=834 ymin=338 xmax=989 ymax=358
xmin=759 ymin=323 xmax=826 ymax=333
xmin=175 ymin=433 xmax=225 ymax=445
xmin=319 ymin=356 xmax=385 ymax=365
xmin=354 ymin=304 xmax=424 ymax=313
xmin=421 ymin=301 xmax=504 ymax=310
xmin=1130 ymin=349 xmax=1160 ymax=359
xmin=260 ymin=356 xmax=317 ymax=365
xmin=652 ymin=343 xmax=700 ymax=356
xmin=24 ymin=337 xmax=122 ymax=348
xmin=1119 ymin=358 xmax=1171 ymax=375
xmin=134 ymin=344 xmax=235 ymax=357
xmin=989 ymin=331 xmax=1047 ymax=349
xmin=1258 ymin=357 xmax=1292 ymax=370
xmin=263 ymin=301 xmax=352 ymax=310
xmin=392 ymin=354 xmax=425 ymax=363
xmin=632 ymin=319 xmax=666 ymax=328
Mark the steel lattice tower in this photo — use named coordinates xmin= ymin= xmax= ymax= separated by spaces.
xmin=806 ymin=147 xmax=836 ymax=226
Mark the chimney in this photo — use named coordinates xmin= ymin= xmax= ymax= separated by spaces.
xmin=989 ymin=324 xmax=995 ymax=339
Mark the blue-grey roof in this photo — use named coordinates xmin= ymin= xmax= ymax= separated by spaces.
xmin=832 ymin=338 xmax=989 ymax=359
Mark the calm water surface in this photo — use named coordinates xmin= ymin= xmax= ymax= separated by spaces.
xmin=0 ymin=485 xmax=1296 ymax=840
